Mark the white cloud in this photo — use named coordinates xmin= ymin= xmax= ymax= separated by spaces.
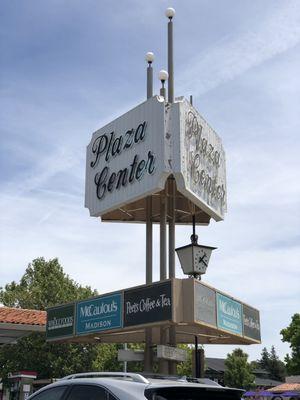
xmin=178 ymin=1 xmax=300 ymax=96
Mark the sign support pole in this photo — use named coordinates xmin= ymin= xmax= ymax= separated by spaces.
xmin=145 ymin=57 xmax=154 ymax=372
xmin=167 ymin=13 xmax=174 ymax=103
xmin=160 ymin=187 xmax=167 ymax=281
xmin=167 ymin=8 xmax=177 ymax=376
xmin=159 ymin=186 xmax=168 ymax=374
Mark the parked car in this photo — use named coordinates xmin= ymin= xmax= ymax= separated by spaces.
xmin=28 ymin=372 xmax=244 ymax=400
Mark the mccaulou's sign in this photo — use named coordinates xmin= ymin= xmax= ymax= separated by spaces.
xmin=85 ymin=96 xmax=168 ymax=217
xmin=217 ymin=293 xmax=243 ymax=336
xmin=76 ymin=293 xmax=122 ymax=334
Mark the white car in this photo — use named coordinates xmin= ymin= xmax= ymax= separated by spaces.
xmin=28 ymin=372 xmax=244 ymax=400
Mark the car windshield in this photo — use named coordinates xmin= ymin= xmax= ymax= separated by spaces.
xmin=145 ymin=387 xmax=243 ymax=400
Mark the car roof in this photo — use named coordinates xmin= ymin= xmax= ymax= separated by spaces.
xmin=29 ymin=378 xmax=146 ymax=400
xmin=29 ymin=373 xmax=244 ymax=400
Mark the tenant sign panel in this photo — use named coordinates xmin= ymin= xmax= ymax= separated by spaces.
xmin=243 ymin=304 xmax=261 ymax=341
xmin=172 ymin=99 xmax=227 ymax=221
xmin=124 ymin=281 xmax=172 ymax=327
xmin=76 ymin=293 xmax=122 ymax=335
xmin=85 ymin=96 xmax=169 ymax=217
xmin=46 ymin=303 xmax=75 ymax=340
xmin=194 ymin=282 xmax=217 ymax=327
xmin=217 ymin=293 xmax=243 ymax=335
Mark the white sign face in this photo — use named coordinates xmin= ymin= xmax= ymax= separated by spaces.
xmin=157 ymin=345 xmax=187 ymax=362
xmin=85 ymin=97 xmax=169 ymax=217
xmin=172 ymin=99 xmax=227 ymax=221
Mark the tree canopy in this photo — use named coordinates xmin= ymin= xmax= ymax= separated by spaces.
xmin=0 ymin=258 xmax=122 ymax=382
xmin=256 ymin=346 xmax=286 ymax=381
xmin=224 ymin=348 xmax=255 ymax=390
xmin=0 ymin=257 xmax=96 ymax=310
xmin=281 ymin=313 xmax=300 ymax=375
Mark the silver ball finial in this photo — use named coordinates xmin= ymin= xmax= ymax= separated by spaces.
xmin=165 ymin=7 xmax=175 ymax=19
xmin=158 ymin=69 xmax=169 ymax=82
xmin=145 ymin=52 xmax=154 ymax=64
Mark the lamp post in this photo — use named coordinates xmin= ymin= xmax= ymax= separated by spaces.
xmin=159 ymin=69 xmax=169 ymax=100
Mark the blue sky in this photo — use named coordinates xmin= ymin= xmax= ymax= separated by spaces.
xmin=1 ymin=0 xmax=300 ymax=362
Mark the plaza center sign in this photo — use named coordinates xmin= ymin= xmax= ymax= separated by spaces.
xmin=172 ymin=99 xmax=227 ymax=221
xmin=85 ymin=96 xmax=227 ymax=221
xmin=85 ymin=96 xmax=169 ymax=217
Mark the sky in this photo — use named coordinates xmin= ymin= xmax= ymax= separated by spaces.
xmin=0 ymin=0 xmax=300 ymax=362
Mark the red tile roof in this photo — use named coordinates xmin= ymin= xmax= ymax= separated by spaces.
xmin=0 ymin=307 xmax=46 ymax=326
xmin=267 ymin=383 xmax=300 ymax=392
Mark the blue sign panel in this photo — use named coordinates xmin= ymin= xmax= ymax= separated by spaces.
xmin=76 ymin=293 xmax=122 ymax=335
xmin=217 ymin=293 xmax=243 ymax=335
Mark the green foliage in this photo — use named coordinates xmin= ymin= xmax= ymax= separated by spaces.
xmin=0 ymin=257 xmax=97 ymax=310
xmin=256 ymin=346 xmax=286 ymax=381
xmin=258 ymin=347 xmax=270 ymax=370
xmin=176 ymin=344 xmax=193 ymax=376
xmin=281 ymin=313 xmax=300 ymax=375
xmin=224 ymin=348 xmax=255 ymax=390
xmin=0 ymin=258 xmax=122 ymax=382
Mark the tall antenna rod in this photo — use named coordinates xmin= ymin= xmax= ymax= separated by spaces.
xmin=166 ymin=7 xmax=175 ymax=103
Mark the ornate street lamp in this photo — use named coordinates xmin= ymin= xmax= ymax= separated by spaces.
xmin=175 ymin=216 xmax=216 ymax=279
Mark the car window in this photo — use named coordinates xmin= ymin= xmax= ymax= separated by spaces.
xmin=145 ymin=387 xmax=243 ymax=400
xmin=31 ymin=386 xmax=67 ymax=400
xmin=66 ymin=385 xmax=107 ymax=400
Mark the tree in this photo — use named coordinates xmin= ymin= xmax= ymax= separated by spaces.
xmin=256 ymin=346 xmax=286 ymax=381
xmin=224 ymin=348 xmax=255 ymax=390
xmin=0 ymin=258 xmax=122 ymax=382
xmin=269 ymin=346 xmax=286 ymax=381
xmin=0 ymin=257 xmax=96 ymax=310
xmin=257 ymin=347 xmax=270 ymax=370
xmin=281 ymin=313 xmax=300 ymax=375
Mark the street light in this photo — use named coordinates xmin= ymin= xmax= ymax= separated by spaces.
xmin=159 ymin=69 xmax=169 ymax=99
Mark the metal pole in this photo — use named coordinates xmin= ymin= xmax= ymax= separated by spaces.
xmin=168 ymin=178 xmax=175 ymax=279
xmin=146 ymin=197 xmax=153 ymax=283
xmin=158 ymin=187 xmax=168 ymax=374
xmin=146 ymin=61 xmax=153 ymax=284
xmin=199 ymin=347 xmax=205 ymax=378
xmin=160 ymin=84 xmax=166 ymax=100
xmin=145 ymin=59 xmax=153 ymax=373
xmin=195 ymin=335 xmax=199 ymax=378
xmin=168 ymin=18 xmax=174 ymax=103
xmin=160 ymin=188 xmax=167 ymax=280
xmin=147 ymin=63 xmax=153 ymax=99
xmin=167 ymin=9 xmax=175 ymax=373
xmin=123 ymin=343 xmax=127 ymax=373
xmin=168 ymin=178 xmax=177 ymax=373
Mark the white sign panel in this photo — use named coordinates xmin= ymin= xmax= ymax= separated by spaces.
xmin=157 ymin=345 xmax=187 ymax=362
xmin=118 ymin=349 xmax=144 ymax=362
xmin=172 ymin=99 xmax=227 ymax=221
xmin=85 ymin=96 xmax=169 ymax=217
